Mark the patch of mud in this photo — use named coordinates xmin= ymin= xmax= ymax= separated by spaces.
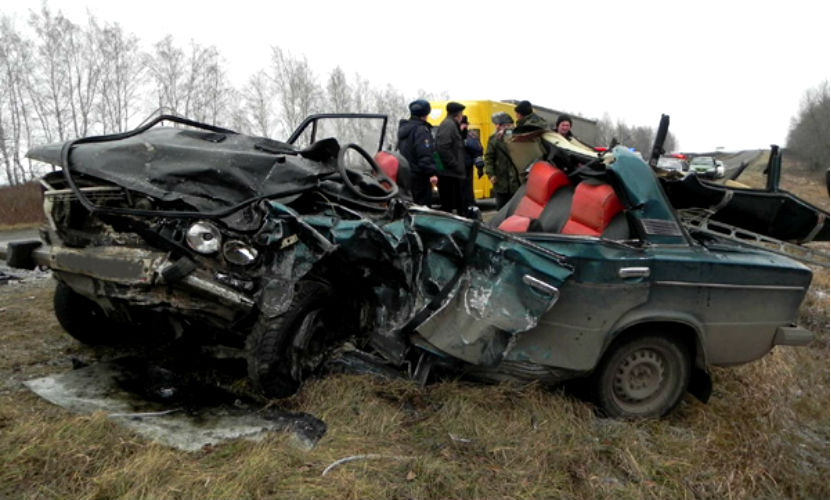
xmin=24 ymin=357 xmax=327 ymax=451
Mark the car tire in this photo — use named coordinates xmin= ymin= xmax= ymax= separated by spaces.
xmin=593 ymin=334 xmax=690 ymax=418
xmin=246 ymin=280 xmax=333 ymax=398
xmin=53 ymin=281 xmax=118 ymax=345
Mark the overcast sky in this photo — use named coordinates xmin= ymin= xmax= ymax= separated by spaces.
xmin=4 ymin=0 xmax=830 ymax=151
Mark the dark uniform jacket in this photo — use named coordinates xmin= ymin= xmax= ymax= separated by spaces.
xmin=397 ymin=118 xmax=436 ymax=175
xmin=435 ymin=117 xmax=466 ymax=179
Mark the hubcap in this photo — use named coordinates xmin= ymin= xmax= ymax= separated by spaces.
xmin=613 ymin=348 xmax=665 ymax=402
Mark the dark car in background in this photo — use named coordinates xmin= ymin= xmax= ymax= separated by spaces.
xmin=689 ymin=156 xmax=721 ymax=178
xmin=1 ymin=113 xmax=815 ymax=419
xmin=656 ymin=155 xmax=689 ymax=174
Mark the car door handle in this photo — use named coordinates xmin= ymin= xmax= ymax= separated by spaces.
xmin=522 ymin=274 xmax=560 ymax=300
xmin=618 ymin=267 xmax=650 ymax=279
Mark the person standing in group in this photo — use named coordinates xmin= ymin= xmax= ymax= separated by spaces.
xmin=508 ymin=100 xmax=549 ymax=177
xmin=435 ymin=101 xmax=468 ymax=215
xmin=484 ymin=111 xmax=521 ymax=209
xmin=556 ymin=114 xmax=574 ymax=139
xmin=513 ymin=100 xmax=548 ymax=132
xmin=460 ymin=115 xmax=484 ymax=218
xmin=396 ymin=99 xmax=438 ymax=206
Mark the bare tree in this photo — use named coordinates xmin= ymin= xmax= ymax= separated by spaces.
xmin=145 ymin=35 xmax=185 ymax=115
xmin=594 ymin=113 xmax=680 ymax=155
xmin=240 ymin=70 xmax=275 ymax=137
xmin=95 ymin=21 xmax=142 ymax=133
xmin=351 ymin=73 xmax=372 ymax=114
xmin=787 ymin=81 xmax=830 ymax=172
xmin=27 ymin=4 xmax=79 ymax=142
xmin=0 ymin=16 xmax=34 ymax=185
xmin=144 ymin=37 xmax=232 ymax=126
xmin=225 ymin=89 xmax=253 ymax=135
xmin=596 ymin=113 xmax=615 ymax=147
xmin=324 ymin=66 xmax=354 ymax=140
xmin=185 ymin=43 xmax=230 ymax=124
xmin=372 ymin=84 xmax=406 ymax=149
xmin=326 ymin=66 xmax=352 ymax=112
xmin=63 ymin=15 xmax=101 ymax=137
xmin=663 ymin=131 xmax=678 ymax=154
xmin=270 ymin=47 xmax=322 ymax=136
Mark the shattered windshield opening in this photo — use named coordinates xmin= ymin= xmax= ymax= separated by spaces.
xmin=290 ymin=116 xmax=387 ymax=154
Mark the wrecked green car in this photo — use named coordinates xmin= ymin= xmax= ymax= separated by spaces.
xmin=2 ymin=114 xmax=814 ymax=418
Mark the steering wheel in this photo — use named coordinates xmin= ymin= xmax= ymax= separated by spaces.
xmin=336 ymin=143 xmax=399 ymax=202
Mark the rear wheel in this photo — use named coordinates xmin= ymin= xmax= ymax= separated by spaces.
xmin=53 ymin=281 xmax=118 ymax=345
xmin=246 ymin=280 xmax=334 ymax=398
xmin=593 ymin=334 xmax=690 ymax=418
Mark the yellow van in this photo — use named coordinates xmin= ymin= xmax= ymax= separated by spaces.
xmin=427 ymin=100 xmax=516 ymax=200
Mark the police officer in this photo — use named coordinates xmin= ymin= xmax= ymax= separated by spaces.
xmin=397 ymin=100 xmax=438 ymax=206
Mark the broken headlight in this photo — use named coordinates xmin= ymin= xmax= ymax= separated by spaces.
xmin=222 ymin=240 xmax=258 ymax=266
xmin=186 ymin=221 xmax=221 ymax=254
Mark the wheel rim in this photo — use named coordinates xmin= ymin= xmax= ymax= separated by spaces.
xmin=290 ymin=307 xmax=336 ymax=380
xmin=613 ymin=347 xmax=666 ymax=404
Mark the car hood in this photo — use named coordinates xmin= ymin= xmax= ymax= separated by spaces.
xmin=27 ymin=127 xmax=340 ymax=212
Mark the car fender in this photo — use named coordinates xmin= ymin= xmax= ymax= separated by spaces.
xmin=601 ymin=310 xmax=712 ymax=403
xmin=602 ymin=309 xmax=709 ymax=368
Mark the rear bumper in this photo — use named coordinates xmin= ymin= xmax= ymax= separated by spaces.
xmin=773 ymin=326 xmax=814 ymax=346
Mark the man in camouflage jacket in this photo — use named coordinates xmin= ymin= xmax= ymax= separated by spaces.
xmin=484 ymin=112 xmax=522 ymax=209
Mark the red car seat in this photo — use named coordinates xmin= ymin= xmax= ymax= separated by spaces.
xmin=561 ymin=181 xmax=626 ymax=237
xmin=498 ymin=161 xmax=571 ymax=232
xmin=374 ymin=151 xmax=400 ymax=183
xmin=374 ymin=151 xmax=412 ymax=200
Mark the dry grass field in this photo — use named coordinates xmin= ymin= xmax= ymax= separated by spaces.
xmin=0 ymin=182 xmax=44 ymax=227
xmin=0 ymin=159 xmax=828 ymax=499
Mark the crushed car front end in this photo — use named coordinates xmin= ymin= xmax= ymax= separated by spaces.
xmin=16 ymin=115 xmax=574 ymax=399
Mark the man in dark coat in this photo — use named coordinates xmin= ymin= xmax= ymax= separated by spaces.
xmin=460 ymin=115 xmax=484 ymax=217
xmin=397 ymin=99 xmax=438 ymax=206
xmin=435 ymin=101 xmax=467 ymax=214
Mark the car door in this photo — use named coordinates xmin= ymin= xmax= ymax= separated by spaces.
xmin=408 ymin=213 xmax=574 ymax=367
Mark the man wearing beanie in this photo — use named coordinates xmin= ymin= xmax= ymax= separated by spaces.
xmin=435 ymin=101 xmax=468 ymax=215
xmin=514 ymin=100 xmax=548 ymax=133
xmin=397 ymin=99 xmax=438 ymax=206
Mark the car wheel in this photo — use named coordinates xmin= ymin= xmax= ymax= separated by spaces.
xmin=53 ymin=281 xmax=118 ymax=345
xmin=246 ymin=280 xmax=333 ymax=398
xmin=593 ymin=334 xmax=690 ymax=418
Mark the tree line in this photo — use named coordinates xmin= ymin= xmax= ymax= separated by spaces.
xmin=1 ymin=5 xmax=692 ymax=187
xmin=595 ymin=114 xmax=678 ymax=157
xmin=786 ymin=80 xmax=829 ymax=173
xmin=0 ymin=4 xmax=446 ymax=185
